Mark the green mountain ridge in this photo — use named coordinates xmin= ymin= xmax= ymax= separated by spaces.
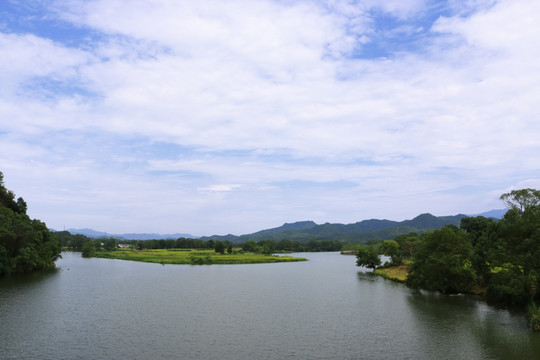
xmin=60 ymin=210 xmax=506 ymax=243
xmin=201 ymin=213 xmax=470 ymax=244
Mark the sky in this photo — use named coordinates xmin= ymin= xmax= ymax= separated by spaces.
xmin=1 ymin=0 xmax=539 ymax=236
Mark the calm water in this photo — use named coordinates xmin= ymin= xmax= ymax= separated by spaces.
xmin=1 ymin=252 xmax=540 ymax=360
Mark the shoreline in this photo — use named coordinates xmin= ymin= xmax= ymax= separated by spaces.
xmin=92 ymin=248 xmax=308 ymax=265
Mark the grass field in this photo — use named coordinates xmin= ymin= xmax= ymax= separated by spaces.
xmin=373 ymin=260 xmax=410 ymax=282
xmin=94 ymin=248 xmax=307 ymax=265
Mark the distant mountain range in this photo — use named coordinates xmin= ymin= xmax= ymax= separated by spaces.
xmin=201 ymin=213 xmax=466 ymax=244
xmin=57 ymin=209 xmax=506 ymax=243
xmin=57 ymin=228 xmax=194 ymax=241
xmin=467 ymin=209 xmax=507 ymax=219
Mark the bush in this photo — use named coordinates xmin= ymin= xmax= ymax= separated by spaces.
xmin=81 ymin=240 xmax=95 ymax=258
xmin=406 ymin=227 xmax=476 ymax=294
xmin=486 ymin=265 xmax=530 ymax=305
xmin=190 ymin=255 xmax=213 ymax=265
xmin=528 ymin=302 xmax=540 ymax=331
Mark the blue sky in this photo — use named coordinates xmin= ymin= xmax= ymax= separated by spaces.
xmin=1 ymin=0 xmax=539 ymax=236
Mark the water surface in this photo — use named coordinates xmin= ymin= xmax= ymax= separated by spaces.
xmin=1 ymin=252 xmax=539 ymax=359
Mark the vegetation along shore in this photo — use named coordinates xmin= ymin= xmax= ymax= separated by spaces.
xmin=2 ymin=169 xmax=540 ymax=331
xmin=93 ymin=248 xmax=306 ymax=265
xmin=355 ymin=188 xmax=540 ymax=331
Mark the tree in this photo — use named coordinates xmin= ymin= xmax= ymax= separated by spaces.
xmin=242 ymin=240 xmax=257 ymax=252
xmin=0 ymin=172 xmax=27 ymax=215
xmin=500 ymin=188 xmax=540 ymax=212
xmin=103 ymin=238 xmax=118 ymax=251
xmin=81 ymin=240 xmax=95 ymax=257
xmin=0 ymin=172 xmax=61 ymax=275
xmin=406 ymin=226 xmax=476 ymax=293
xmin=258 ymin=240 xmax=276 ymax=254
xmin=380 ymin=240 xmax=401 ymax=265
xmin=460 ymin=216 xmax=496 ymax=246
xmin=355 ymin=245 xmax=381 ymax=269
xmin=461 ymin=216 xmax=498 ymax=286
xmin=484 ymin=195 xmax=540 ymax=304
xmin=276 ymin=239 xmax=293 ymax=251
xmin=395 ymin=233 xmax=420 ymax=258
xmin=214 ymin=241 xmax=225 ymax=254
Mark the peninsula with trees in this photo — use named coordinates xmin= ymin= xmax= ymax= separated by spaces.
xmin=356 ymin=188 xmax=540 ymax=330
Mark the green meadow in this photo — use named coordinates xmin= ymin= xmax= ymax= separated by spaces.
xmin=94 ymin=248 xmax=307 ymax=265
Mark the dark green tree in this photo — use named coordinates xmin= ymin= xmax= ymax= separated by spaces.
xmin=81 ymin=240 xmax=95 ymax=257
xmin=276 ymin=239 xmax=293 ymax=251
xmin=380 ymin=240 xmax=401 ymax=265
xmin=406 ymin=226 xmax=476 ymax=294
xmin=355 ymin=245 xmax=381 ymax=269
xmin=257 ymin=240 xmax=276 ymax=254
xmin=103 ymin=238 xmax=118 ymax=251
xmin=0 ymin=172 xmax=61 ymax=275
xmin=242 ymin=240 xmax=257 ymax=252
xmin=214 ymin=241 xmax=225 ymax=254
xmin=461 ymin=216 xmax=498 ymax=286
xmin=483 ymin=202 xmax=540 ymax=304
xmin=394 ymin=233 xmax=420 ymax=258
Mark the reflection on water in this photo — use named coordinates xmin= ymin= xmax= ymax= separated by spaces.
xmin=1 ymin=251 xmax=540 ymax=360
xmin=406 ymin=290 xmax=540 ymax=359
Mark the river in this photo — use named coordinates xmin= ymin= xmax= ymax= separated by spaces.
xmin=1 ymin=252 xmax=539 ymax=359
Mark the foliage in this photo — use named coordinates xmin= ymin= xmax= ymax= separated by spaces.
xmin=0 ymin=172 xmax=28 ymax=215
xmin=214 ymin=241 xmax=226 ymax=254
xmin=102 ymin=238 xmax=117 ymax=251
xmin=81 ymin=240 xmax=96 ymax=258
xmin=341 ymin=243 xmax=364 ymax=251
xmin=355 ymin=245 xmax=381 ymax=269
xmin=93 ymin=248 xmax=307 ymax=265
xmin=373 ymin=260 xmax=410 ymax=282
xmin=460 ymin=216 xmax=497 ymax=286
xmin=500 ymin=188 xmax=540 ymax=212
xmin=528 ymin=302 xmax=540 ymax=331
xmin=406 ymin=226 xmax=476 ymax=294
xmin=401 ymin=188 xmax=540 ymax=321
xmin=394 ymin=233 xmax=421 ymax=258
xmin=190 ymin=255 xmax=213 ymax=265
xmin=0 ymin=172 xmax=61 ymax=275
xmin=380 ymin=240 xmax=402 ymax=265
xmin=485 ymin=264 xmax=532 ymax=305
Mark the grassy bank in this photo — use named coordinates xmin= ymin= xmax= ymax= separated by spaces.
xmin=373 ymin=260 xmax=487 ymax=297
xmin=93 ymin=248 xmax=307 ymax=265
xmin=373 ymin=260 xmax=410 ymax=283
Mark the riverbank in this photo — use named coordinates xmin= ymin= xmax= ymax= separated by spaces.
xmin=92 ymin=248 xmax=307 ymax=265
xmin=373 ymin=260 xmax=487 ymax=297
xmin=373 ymin=261 xmax=410 ymax=282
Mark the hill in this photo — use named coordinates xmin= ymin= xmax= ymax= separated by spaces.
xmin=61 ymin=228 xmax=195 ymax=240
xmin=202 ymin=213 xmax=469 ymax=244
xmin=469 ymin=209 xmax=507 ymax=219
xmin=59 ymin=210 xmax=507 ymax=245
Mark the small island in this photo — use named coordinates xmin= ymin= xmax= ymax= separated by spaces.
xmin=93 ymin=248 xmax=307 ymax=265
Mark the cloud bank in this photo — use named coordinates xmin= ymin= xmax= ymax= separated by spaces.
xmin=1 ymin=0 xmax=539 ymax=235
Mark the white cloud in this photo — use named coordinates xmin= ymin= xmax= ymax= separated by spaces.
xmin=0 ymin=32 xmax=89 ymax=82
xmin=198 ymin=184 xmax=242 ymax=192
xmin=1 ymin=0 xmax=539 ymax=234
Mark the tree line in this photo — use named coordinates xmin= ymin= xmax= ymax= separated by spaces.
xmin=57 ymin=230 xmax=346 ymax=257
xmin=356 ymin=189 xmax=540 ymax=329
xmin=0 ymin=172 xmax=61 ymax=276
